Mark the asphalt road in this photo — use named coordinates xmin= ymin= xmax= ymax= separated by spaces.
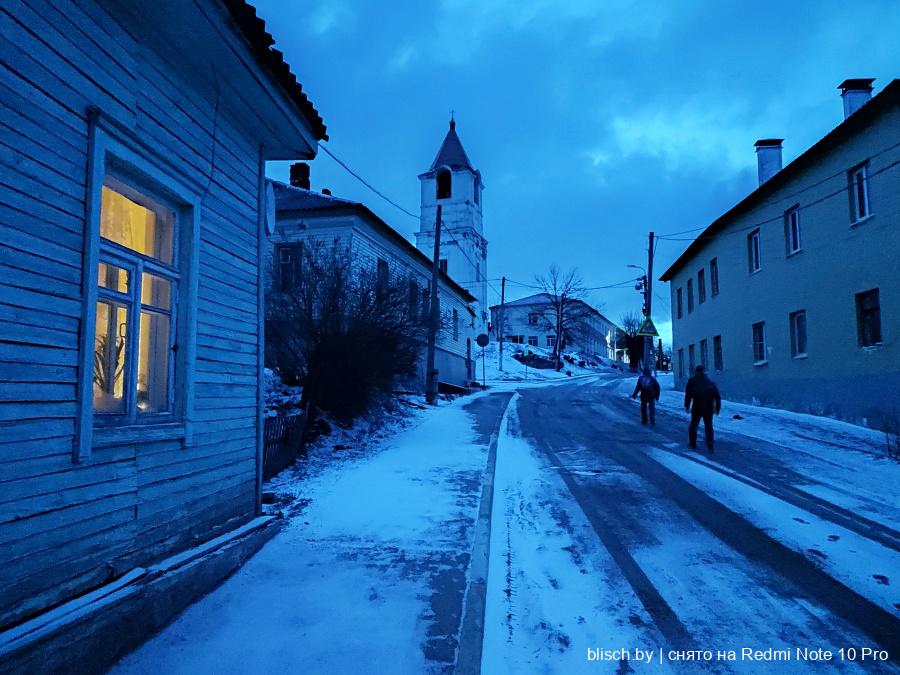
xmin=514 ymin=376 xmax=900 ymax=670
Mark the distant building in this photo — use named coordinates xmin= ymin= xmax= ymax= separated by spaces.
xmin=269 ymin=173 xmax=477 ymax=391
xmin=660 ymin=79 xmax=900 ymax=422
xmin=489 ymin=293 xmax=618 ymax=360
xmin=416 ymin=118 xmax=489 ymax=327
xmin=0 ymin=0 xmax=326 ymax=669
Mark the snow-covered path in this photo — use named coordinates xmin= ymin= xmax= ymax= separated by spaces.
xmin=111 ymin=393 xmax=512 ymax=675
xmin=483 ymin=376 xmax=899 ymax=672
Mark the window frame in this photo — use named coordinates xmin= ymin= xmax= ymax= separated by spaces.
xmin=789 ymin=309 xmax=808 ymax=358
xmin=848 ymin=162 xmax=871 ymax=224
xmin=688 ymin=343 xmax=696 ymax=374
xmin=676 ymin=288 xmax=683 ymax=319
xmin=697 ymin=269 xmax=706 ymax=304
xmin=527 ymin=335 xmax=538 ymax=347
xmin=677 ymin=348 xmax=684 ymax=378
xmin=710 ymin=258 xmax=719 ymax=297
xmin=700 ymin=338 xmax=708 ymax=370
xmin=748 ymin=229 xmax=762 ymax=273
xmin=752 ymin=321 xmax=767 ymax=365
xmin=855 ymin=289 xmax=882 ymax=348
xmin=686 ymin=279 xmax=694 ymax=313
xmin=75 ymin=115 xmax=201 ymax=462
xmin=713 ymin=335 xmax=723 ymax=371
xmin=275 ymin=242 xmax=303 ymax=291
xmin=784 ymin=205 xmax=802 ymax=256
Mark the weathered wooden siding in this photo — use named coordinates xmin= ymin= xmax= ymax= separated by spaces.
xmin=0 ymin=0 xmax=265 ymax=630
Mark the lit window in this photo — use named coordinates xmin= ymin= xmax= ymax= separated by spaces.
xmin=789 ymin=310 xmax=807 ymax=357
xmin=785 ymin=206 xmax=802 ymax=255
xmin=94 ymin=177 xmax=177 ymax=420
xmin=849 ymin=163 xmax=870 ymax=223
xmin=748 ymin=229 xmax=761 ymax=273
xmin=752 ymin=321 xmax=767 ymax=364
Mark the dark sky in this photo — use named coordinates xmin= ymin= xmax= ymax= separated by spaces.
xmin=256 ymin=0 xmax=900 ymax=343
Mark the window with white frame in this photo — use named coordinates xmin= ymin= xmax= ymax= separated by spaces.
xmin=748 ymin=229 xmax=761 ymax=273
xmin=848 ymin=163 xmax=870 ymax=223
xmin=789 ymin=310 xmax=807 ymax=357
xmin=784 ymin=206 xmax=801 ymax=255
xmin=527 ymin=335 xmax=538 ymax=347
xmin=93 ymin=176 xmax=178 ymax=421
xmin=752 ymin=321 xmax=767 ymax=364
xmin=546 ymin=335 xmax=557 ymax=348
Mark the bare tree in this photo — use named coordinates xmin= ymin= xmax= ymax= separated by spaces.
xmin=619 ymin=312 xmax=641 ymax=337
xmin=533 ymin=265 xmax=594 ymax=371
xmin=266 ymin=238 xmax=426 ymax=421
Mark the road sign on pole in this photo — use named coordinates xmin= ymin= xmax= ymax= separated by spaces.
xmin=636 ymin=316 xmax=659 ymax=338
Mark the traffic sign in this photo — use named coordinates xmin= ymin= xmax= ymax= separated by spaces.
xmin=476 ymin=333 xmax=490 ymax=348
xmin=636 ymin=316 xmax=659 ymax=337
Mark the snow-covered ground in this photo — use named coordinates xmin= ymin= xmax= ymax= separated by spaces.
xmin=475 ymin=341 xmax=622 ymax=386
xmin=111 ymin=393 xmax=499 ymax=675
xmin=482 ymin=396 xmax=671 ymax=673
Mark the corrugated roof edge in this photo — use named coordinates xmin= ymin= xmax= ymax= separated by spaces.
xmin=222 ymin=0 xmax=328 ymax=141
xmin=270 ymin=181 xmax=477 ymax=304
xmin=659 ymin=79 xmax=900 ymax=282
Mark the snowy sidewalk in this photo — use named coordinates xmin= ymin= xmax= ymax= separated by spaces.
xmin=111 ymin=392 xmax=513 ymax=675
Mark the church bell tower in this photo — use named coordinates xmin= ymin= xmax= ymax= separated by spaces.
xmin=415 ymin=118 xmax=488 ymax=325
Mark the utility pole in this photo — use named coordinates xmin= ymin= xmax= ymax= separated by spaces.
xmin=498 ymin=276 xmax=506 ymax=372
xmin=646 ymin=231 xmax=655 ymax=374
xmin=425 ymin=205 xmax=442 ymax=404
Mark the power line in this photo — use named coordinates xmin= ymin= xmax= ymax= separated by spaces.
xmin=318 ymin=142 xmax=420 ymax=220
xmin=656 ymin=156 xmax=900 ymax=244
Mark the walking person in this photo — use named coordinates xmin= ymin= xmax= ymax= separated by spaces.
xmin=631 ymin=367 xmax=661 ymax=427
xmin=684 ymin=365 xmax=721 ymax=452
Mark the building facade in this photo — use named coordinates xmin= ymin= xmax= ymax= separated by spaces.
xmin=0 ymin=0 xmax=325 ymax=665
xmin=269 ymin=176 xmax=477 ymax=391
xmin=661 ymin=79 xmax=900 ymax=423
xmin=415 ymin=119 xmax=489 ymax=327
xmin=489 ymin=293 xmax=618 ymax=360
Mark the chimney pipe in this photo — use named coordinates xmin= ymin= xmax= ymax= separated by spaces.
xmin=322 ymin=188 xmax=332 ymax=196
xmin=754 ymin=139 xmax=783 ymax=186
xmin=838 ymin=78 xmax=875 ymax=119
xmin=289 ymin=162 xmax=311 ymax=189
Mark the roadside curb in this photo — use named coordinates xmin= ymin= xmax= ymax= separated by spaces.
xmin=455 ymin=392 xmax=515 ymax=674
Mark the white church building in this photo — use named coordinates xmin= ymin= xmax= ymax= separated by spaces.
xmin=416 ymin=119 xmax=489 ymax=327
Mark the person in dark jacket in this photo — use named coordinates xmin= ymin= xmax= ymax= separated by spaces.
xmin=684 ymin=365 xmax=721 ymax=452
xmin=631 ymin=367 xmax=661 ymax=427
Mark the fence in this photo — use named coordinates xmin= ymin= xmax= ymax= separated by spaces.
xmin=263 ymin=411 xmax=306 ymax=480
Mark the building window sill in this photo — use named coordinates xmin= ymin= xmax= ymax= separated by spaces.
xmin=93 ymin=422 xmax=186 ymax=449
xmin=793 ymin=353 xmax=808 ymax=360
xmin=753 ymin=360 xmax=768 ymax=367
xmin=787 ymin=249 xmax=803 ymax=258
xmin=850 ymin=214 xmax=874 ymax=228
xmin=860 ymin=343 xmax=883 ymax=352
xmin=749 ymin=269 xmax=762 ymax=276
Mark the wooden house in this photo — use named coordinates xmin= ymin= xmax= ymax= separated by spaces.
xmin=0 ymin=0 xmax=326 ymax=667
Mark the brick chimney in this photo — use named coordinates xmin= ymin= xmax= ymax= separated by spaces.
xmin=289 ymin=162 xmax=310 ymax=189
xmin=754 ymin=139 xmax=783 ymax=186
xmin=839 ymin=79 xmax=874 ymax=119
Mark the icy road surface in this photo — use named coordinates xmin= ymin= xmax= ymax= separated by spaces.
xmin=483 ymin=376 xmax=900 ymax=673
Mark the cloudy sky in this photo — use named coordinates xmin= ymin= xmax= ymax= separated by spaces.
xmin=256 ymin=0 xmax=900 ymax=344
